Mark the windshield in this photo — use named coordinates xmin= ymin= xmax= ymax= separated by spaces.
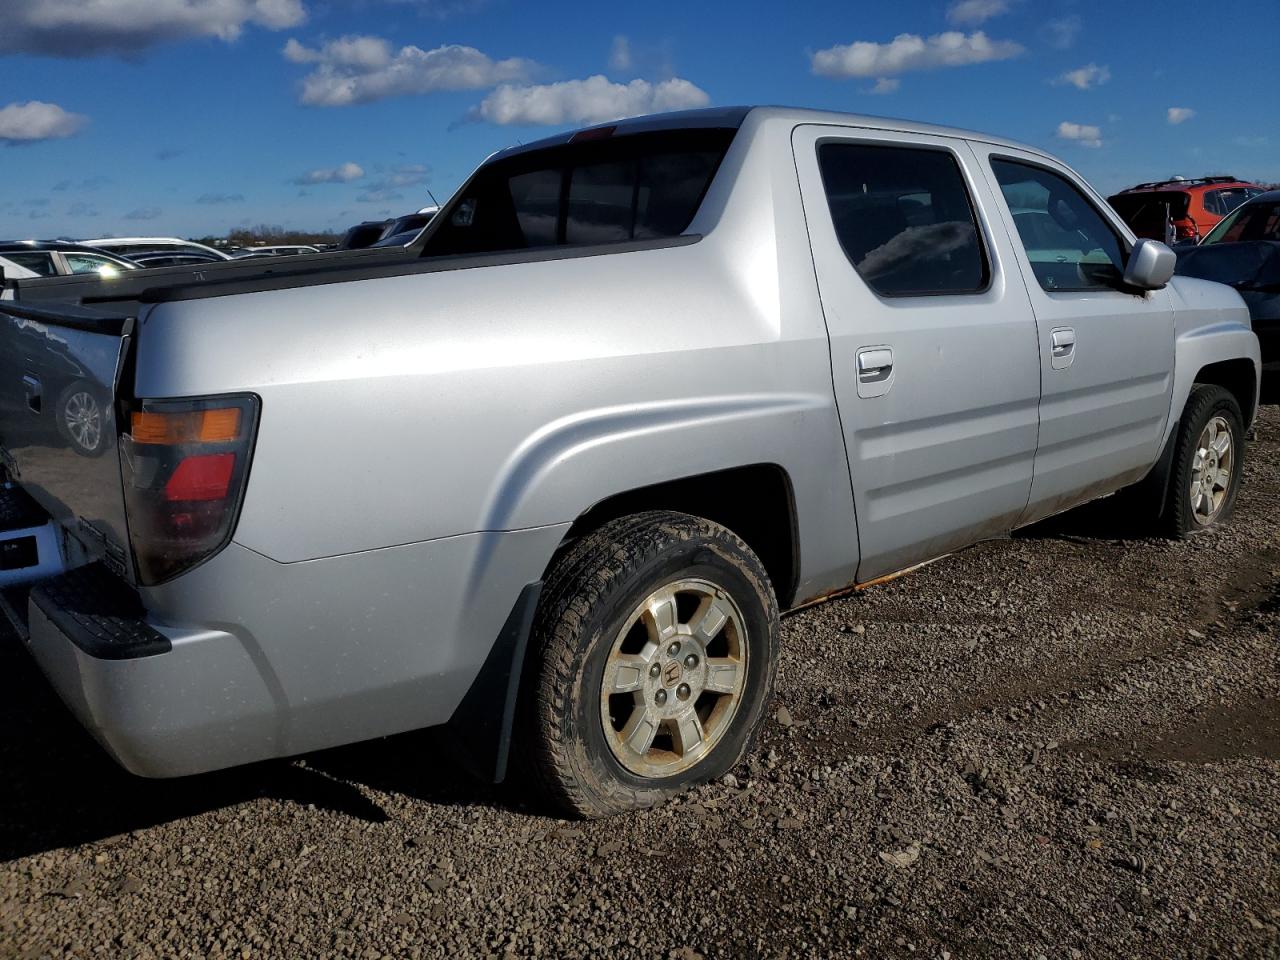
xmin=1202 ymin=200 xmax=1280 ymax=245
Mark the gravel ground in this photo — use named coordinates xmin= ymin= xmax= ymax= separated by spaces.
xmin=2 ymin=410 xmax=1278 ymax=960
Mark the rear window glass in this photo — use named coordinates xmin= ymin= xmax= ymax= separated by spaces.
xmin=421 ymin=128 xmax=735 ymax=258
xmin=816 ymin=142 xmax=989 ymax=296
xmin=1107 ymin=192 xmax=1190 ymax=238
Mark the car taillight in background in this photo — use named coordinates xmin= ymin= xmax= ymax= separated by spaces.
xmin=121 ymin=395 xmax=259 ymax=585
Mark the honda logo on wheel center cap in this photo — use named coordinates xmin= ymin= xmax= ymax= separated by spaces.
xmin=662 ymin=661 xmax=682 ymax=688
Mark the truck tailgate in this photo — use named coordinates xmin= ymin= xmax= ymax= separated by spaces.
xmin=0 ymin=301 xmax=135 ymax=582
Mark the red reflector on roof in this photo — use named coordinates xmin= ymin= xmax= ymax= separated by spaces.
xmin=569 ymin=125 xmax=616 ymax=143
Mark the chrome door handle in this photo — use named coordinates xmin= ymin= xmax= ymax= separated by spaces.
xmin=1050 ymin=327 xmax=1076 ymax=370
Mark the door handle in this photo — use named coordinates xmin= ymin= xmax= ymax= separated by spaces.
xmin=1050 ymin=327 xmax=1076 ymax=370
xmin=855 ymin=346 xmax=894 ymax=399
xmin=857 ymin=347 xmax=894 ymax=380
xmin=22 ymin=374 xmax=41 ymax=413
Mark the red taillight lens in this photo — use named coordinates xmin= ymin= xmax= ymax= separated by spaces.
xmin=121 ymin=396 xmax=258 ymax=585
xmin=163 ymin=453 xmax=236 ymax=501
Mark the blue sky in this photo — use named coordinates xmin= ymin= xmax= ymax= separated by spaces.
xmin=1 ymin=0 xmax=1276 ymax=239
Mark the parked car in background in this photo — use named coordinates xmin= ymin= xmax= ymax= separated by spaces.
xmin=0 ymin=107 xmax=1259 ymax=820
xmin=125 ymin=251 xmax=228 ymax=268
xmin=232 ymin=245 xmax=322 ymax=258
xmin=1176 ymin=189 xmax=1280 ymax=398
xmin=336 ymin=220 xmax=393 ymax=250
xmin=1109 ymin=177 xmax=1265 ymax=245
xmin=82 ymin=237 xmax=233 ymax=262
xmin=371 ymin=208 xmax=440 ymax=248
xmin=0 ymin=241 xmax=138 ymax=278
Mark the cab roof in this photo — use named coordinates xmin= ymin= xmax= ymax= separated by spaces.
xmin=490 ymin=105 xmax=1051 ymax=163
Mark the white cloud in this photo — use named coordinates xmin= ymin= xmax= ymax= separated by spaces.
xmin=475 ymin=75 xmax=710 ymax=126
xmin=869 ymin=78 xmax=900 ymax=95
xmin=812 ymin=31 xmax=1023 ymax=79
xmin=363 ymin=164 xmax=430 ymax=196
xmin=1054 ymin=63 xmax=1109 ymax=90
xmin=293 ymin=162 xmax=365 ymax=184
xmin=1056 ymin=121 xmax=1102 ymax=148
xmin=947 ymin=0 xmax=1010 ymax=26
xmin=125 ymin=206 xmax=163 ymax=221
xmin=1167 ymin=107 xmax=1196 ymax=125
xmin=0 ymin=100 xmax=87 ymax=143
xmin=196 ymin=192 xmax=245 ymax=204
xmin=0 ymin=0 xmax=305 ymax=58
xmin=285 ymin=36 xmax=536 ymax=106
xmin=1042 ymin=16 xmax=1081 ymax=50
xmin=608 ymin=35 xmax=632 ymax=72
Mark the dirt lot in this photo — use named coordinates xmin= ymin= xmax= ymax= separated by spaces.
xmin=2 ymin=411 xmax=1278 ymax=960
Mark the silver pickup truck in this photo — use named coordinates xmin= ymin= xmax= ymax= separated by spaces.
xmin=0 ymin=106 xmax=1260 ymax=818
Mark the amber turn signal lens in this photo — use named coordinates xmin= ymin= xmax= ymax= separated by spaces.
xmin=131 ymin=408 xmax=242 ymax=444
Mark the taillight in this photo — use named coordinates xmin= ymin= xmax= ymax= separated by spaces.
xmin=121 ymin=395 xmax=258 ymax=585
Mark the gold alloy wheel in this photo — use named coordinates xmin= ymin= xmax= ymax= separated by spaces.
xmin=599 ymin=578 xmax=748 ymax=778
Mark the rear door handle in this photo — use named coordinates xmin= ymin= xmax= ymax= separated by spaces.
xmin=1050 ymin=327 xmax=1076 ymax=370
xmin=856 ymin=346 xmax=894 ymax=398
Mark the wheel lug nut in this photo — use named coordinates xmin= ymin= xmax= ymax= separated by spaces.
xmin=684 ymin=653 xmax=699 ymax=669
xmin=666 ymin=641 xmax=681 ymax=656
xmin=649 ymin=663 xmax=661 ymax=678
xmin=655 ymin=689 xmax=668 ymax=706
xmin=676 ymin=683 xmax=691 ymax=701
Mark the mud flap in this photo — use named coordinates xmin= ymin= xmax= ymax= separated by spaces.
xmin=441 ymin=581 xmax=542 ymax=784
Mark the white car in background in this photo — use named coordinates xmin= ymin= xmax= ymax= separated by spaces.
xmin=0 ymin=241 xmax=138 ymax=278
xmin=82 ymin=236 xmax=233 ymax=261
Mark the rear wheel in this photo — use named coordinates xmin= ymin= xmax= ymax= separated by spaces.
xmin=521 ymin=511 xmax=779 ymax=818
xmin=1157 ymin=384 xmax=1244 ymax=537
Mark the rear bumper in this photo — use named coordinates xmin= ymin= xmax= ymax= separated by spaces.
xmin=16 ymin=524 xmax=568 ymax=778
xmin=23 ymin=565 xmax=279 ymax=777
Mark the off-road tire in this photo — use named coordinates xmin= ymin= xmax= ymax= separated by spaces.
xmin=520 ymin=511 xmax=779 ymax=819
xmin=1157 ymin=384 xmax=1245 ymax=538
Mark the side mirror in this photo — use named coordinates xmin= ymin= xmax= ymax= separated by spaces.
xmin=1123 ymin=238 xmax=1176 ymax=290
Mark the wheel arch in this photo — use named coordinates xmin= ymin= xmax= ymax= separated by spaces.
xmin=548 ymin=463 xmax=801 ymax=610
xmin=1193 ymin=357 xmax=1258 ymax=429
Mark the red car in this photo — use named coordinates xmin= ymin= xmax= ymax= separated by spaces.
xmin=1108 ymin=176 xmax=1265 ymax=244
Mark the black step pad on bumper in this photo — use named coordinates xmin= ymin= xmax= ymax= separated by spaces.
xmin=31 ymin=564 xmax=170 ymax=660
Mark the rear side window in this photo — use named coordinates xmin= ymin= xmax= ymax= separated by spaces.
xmin=992 ymin=159 xmax=1127 ymax=292
xmin=1207 ymin=187 xmax=1257 ymax=217
xmin=422 ymin=128 xmax=735 ymax=257
xmin=4 ymin=252 xmax=57 ymax=276
xmin=816 ymin=143 xmax=989 ymax=297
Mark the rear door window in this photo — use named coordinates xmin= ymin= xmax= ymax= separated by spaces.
xmin=815 ymin=143 xmax=989 ymax=297
xmin=422 ymin=128 xmax=734 ymax=257
xmin=4 ymin=252 xmax=57 ymax=276
xmin=992 ymin=159 xmax=1127 ymax=292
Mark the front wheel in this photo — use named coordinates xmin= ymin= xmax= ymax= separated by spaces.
xmin=521 ymin=511 xmax=779 ymax=818
xmin=1158 ymin=384 xmax=1245 ymax=537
